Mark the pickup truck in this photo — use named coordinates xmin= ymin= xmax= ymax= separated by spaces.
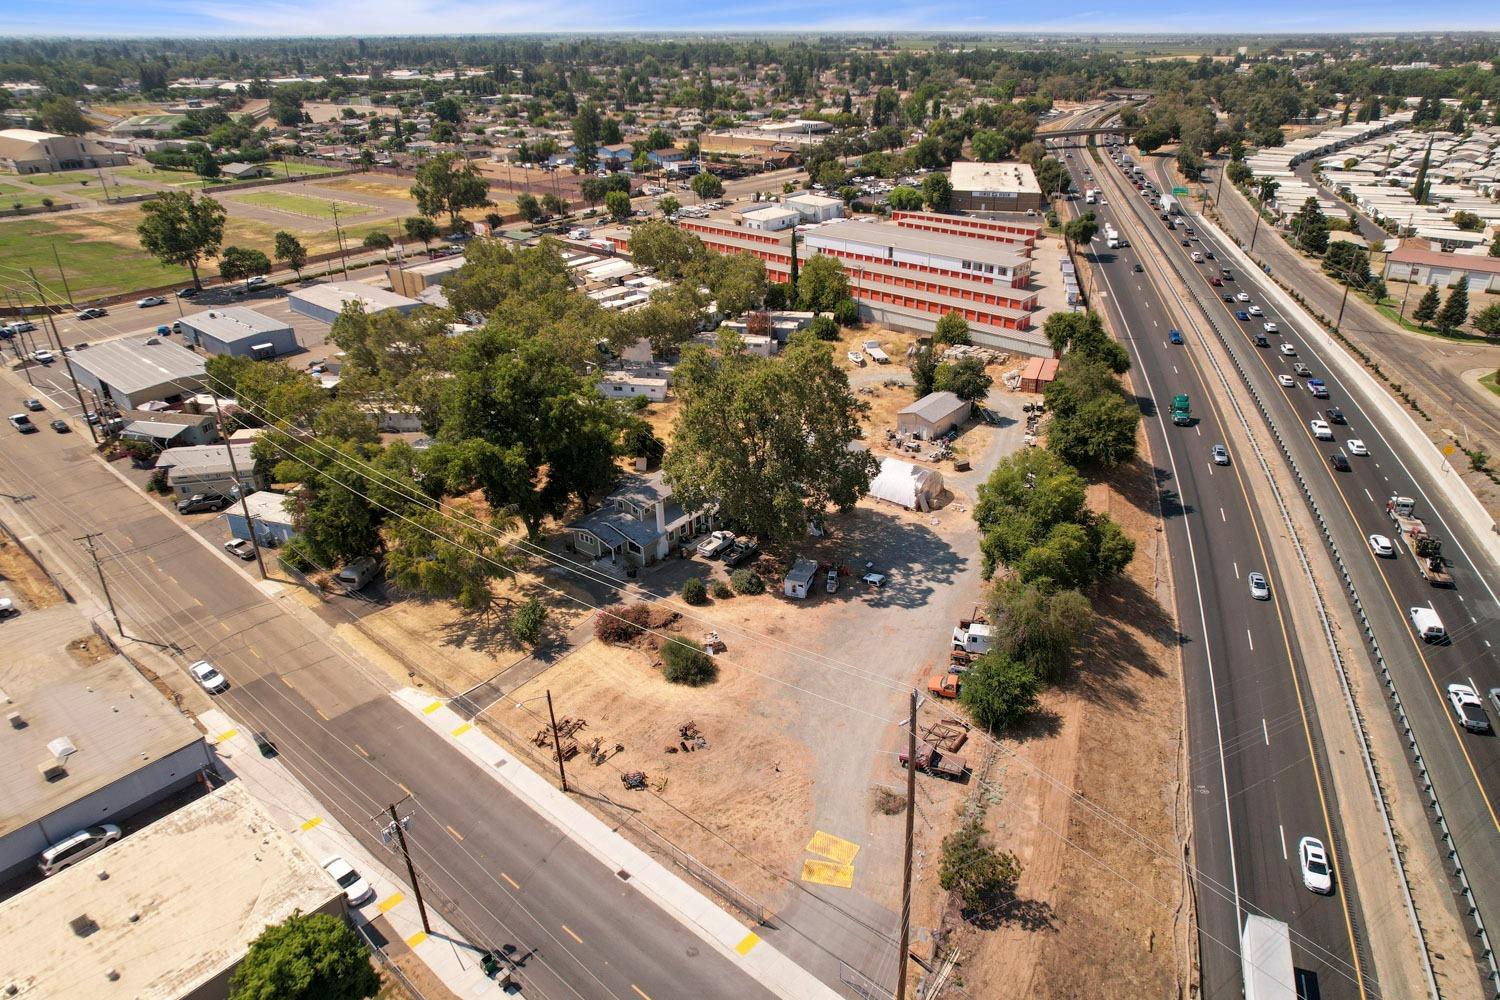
xmin=952 ymin=620 xmax=994 ymax=655
xmin=1389 ymin=496 xmax=1455 ymax=587
xmin=900 ymin=743 xmax=968 ymax=781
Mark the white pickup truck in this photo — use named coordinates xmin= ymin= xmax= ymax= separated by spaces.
xmin=952 ymin=621 xmax=994 ymax=655
xmin=863 ymin=340 xmax=891 ymax=364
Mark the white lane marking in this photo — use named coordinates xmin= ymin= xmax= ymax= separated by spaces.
xmin=1262 ymin=718 xmax=1270 ymax=745
xmin=1173 ymin=365 xmax=1179 ymax=374
xmin=1364 ymin=488 xmax=1374 ymax=502
xmin=1234 ymin=562 xmax=1240 ymax=579
xmin=1220 ymin=507 xmax=1226 ymax=522
xmin=1279 ymin=825 xmax=1288 ymax=860
xmin=1195 ymin=425 xmax=1202 ymax=436
xmin=1247 ymin=629 xmax=1255 ymax=651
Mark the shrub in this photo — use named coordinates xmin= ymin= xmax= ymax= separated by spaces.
xmin=833 ymin=298 xmax=860 ymax=327
xmin=729 ymin=568 xmax=764 ymax=594
xmin=808 ymin=315 xmax=840 ymax=341
xmin=509 ymin=596 xmax=546 ymax=647
xmin=939 ymin=817 xmax=1022 ymax=913
xmin=959 ymin=652 xmax=1041 ymax=733
xmin=596 ymin=603 xmax=652 ymax=643
xmin=710 ymin=579 xmax=733 ymax=599
xmin=660 ymin=637 xmax=718 ymax=685
xmin=681 ymin=576 xmax=709 ymax=605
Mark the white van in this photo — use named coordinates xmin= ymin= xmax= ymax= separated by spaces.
xmin=1409 ymin=606 xmax=1447 ymax=642
xmin=39 ymin=824 xmax=121 ymax=876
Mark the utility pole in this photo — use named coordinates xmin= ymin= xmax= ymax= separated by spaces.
xmin=208 ymin=393 xmax=267 ymax=580
xmin=386 ymin=800 xmax=432 ymax=933
xmin=546 ymin=689 xmax=569 ymax=793
xmin=77 ymin=533 xmax=123 ymax=636
xmin=46 ymin=247 xmax=74 ymax=307
xmin=1334 ymin=270 xmax=1353 ymax=331
xmin=40 ymin=308 xmax=97 ymax=445
xmin=330 ymin=202 xmax=351 ymax=280
xmin=896 ymin=688 xmax=917 ymax=1000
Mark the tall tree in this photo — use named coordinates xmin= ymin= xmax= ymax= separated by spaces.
xmin=136 ymin=191 xmax=226 ymax=290
xmin=797 ymin=253 xmax=848 ymax=312
xmin=1412 ymin=284 xmax=1442 ymax=327
xmin=933 ymin=311 xmax=970 ymax=346
xmin=229 ymin=912 xmax=378 ymax=1000
xmin=1436 ymin=277 xmax=1470 ymax=334
xmin=385 ymin=508 xmax=517 ymax=611
xmin=40 ymin=97 xmax=89 ymax=135
xmin=571 ymin=103 xmax=602 ymax=174
xmin=1291 ymin=196 xmax=1329 ymax=254
xmin=664 ymin=331 xmax=877 ymax=546
xmin=273 ymin=231 xmax=307 ymax=279
xmin=411 ymin=152 xmax=491 ymax=230
xmin=403 ymin=215 xmax=440 ymax=247
xmin=933 ymin=357 xmax=992 ymax=402
xmin=627 ymin=220 xmax=705 ymax=278
xmin=690 ymin=171 xmax=724 ymax=203
xmin=219 ymin=246 xmax=271 ymax=285
xmin=604 ymin=189 xmax=632 ymax=222
xmin=921 ymin=172 xmax=953 ymax=211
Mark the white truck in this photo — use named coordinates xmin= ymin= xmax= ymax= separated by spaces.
xmin=1085 ymin=187 xmax=1098 ymax=204
xmin=1160 ymin=194 xmax=1179 ymax=217
xmin=862 ymin=340 xmax=891 ymax=364
xmin=951 ymin=620 xmax=994 ymax=655
xmin=1241 ymin=915 xmax=1295 ymax=1000
xmin=1105 ymin=224 xmax=1120 ymax=249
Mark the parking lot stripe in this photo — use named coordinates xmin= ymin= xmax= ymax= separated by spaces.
xmin=631 ymin=986 xmax=653 ymax=1000
xmin=446 ymin=824 xmax=464 ymax=842
xmin=562 ymin=924 xmax=583 ymax=944
xmin=500 ymin=872 xmax=520 ymax=890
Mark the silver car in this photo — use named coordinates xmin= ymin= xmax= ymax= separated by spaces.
xmin=1248 ymin=572 xmax=1270 ymax=600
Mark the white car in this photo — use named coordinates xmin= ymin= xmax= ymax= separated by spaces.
xmin=1236 ymin=292 xmax=1251 ymax=302
xmin=321 ymin=855 xmax=376 ymax=906
xmin=1248 ymin=572 xmax=1270 ymax=600
xmin=1277 ymin=374 xmax=1296 ymax=388
xmin=1279 ymin=342 xmax=1297 ymax=356
xmin=1368 ymin=534 xmax=1395 ymax=557
xmin=189 ymin=659 xmax=228 ymax=694
xmin=1347 ymin=439 xmax=1368 ymax=456
xmin=246 ymin=275 xmax=268 ymax=288
xmin=137 ymin=295 xmax=166 ymax=308
xmin=1310 ymin=419 xmax=1334 ymax=440
xmin=861 ymin=572 xmax=887 ymax=588
xmin=1247 ymin=305 xmax=1263 ymax=317
xmin=847 ymin=351 xmax=866 ymax=366
xmin=33 ymin=349 xmax=54 ymax=364
xmin=1299 ymin=836 xmax=1333 ymax=894
xmin=695 ymin=530 xmax=735 ymax=559
xmin=1447 ymin=683 xmax=1492 ymax=733
xmin=1262 ymin=321 xmax=1279 ymax=333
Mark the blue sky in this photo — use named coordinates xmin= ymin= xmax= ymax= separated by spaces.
xmin=3 ymin=0 xmax=1495 ymax=37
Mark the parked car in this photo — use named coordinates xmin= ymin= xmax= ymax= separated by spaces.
xmin=177 ymin=286 xmax=199 ymax=298
xmin=1248 ymin=572 xmax=1270 ymax=600
xmin=75 ymin=307 xmax=107 ymax=320
xmin=1299 ymin=836 xmax=1333 ymax=894
xmin=246 ymin=275 xmax=268 ymax=288
xmin=9 ymin=413 xmax=36 ymax=433
xmin=861 ymin=572 xmax=887 ymax=588
xmin=189 ymin=659 xmax=228 ymax=694
xmin=1368 ymin=534 xmax=1395 ymax=557
xmin=1447 ymin=683 xmax=1492 ymax=733
xmin=137 ymin=296 xmax=166 ymax=308
xmin=32 ymin=349 xmax=53 ymax=364
xmin=695 ymin=530 xmax=735 ymax=559
xmin=177 ymin=493 xmax=228 ymax=514
xmin=38 ymin=824 xmax=122 ymax=877
xmin=224 ymin=538 xmax=256 ymax=560
xmin=321 ymin=855 xmax=376 ymax=906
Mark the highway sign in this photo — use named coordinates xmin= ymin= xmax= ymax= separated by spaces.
xmin=1172 ymin=186 xmax=1189 ymax=196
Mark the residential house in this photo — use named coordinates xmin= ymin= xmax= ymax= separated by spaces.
xmin=227 ymin=490 xmax=298 ymax=546
xmin=567 ymin=471 xmax=712 ymax=567
xmin=221 ymin=162 xmax=272 ymax=180
xmin=158 ymin=442 xmax=264 ymax=500
xmin=118 ymin=409 xmax=218 ymax=449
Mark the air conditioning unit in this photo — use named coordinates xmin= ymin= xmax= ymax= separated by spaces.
xmin=7 ymin=711 xmax=23 ymax=729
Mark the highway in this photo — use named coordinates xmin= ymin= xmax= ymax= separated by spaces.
xmin=1054 ymin=141 xmax=1373 ymax=999
xmin=0 ymin=408 xmax=777 ymax=1000
xmin=1115 ymin=143 xmax=1500 ymax=990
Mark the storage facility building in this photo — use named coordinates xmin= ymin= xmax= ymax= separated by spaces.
xmin=897 ymin=391 xmax=972 ymax=440
xmin=948 ymin=161 xmax=1044 ymax=213
xmin=64 ymin=337 xmax=206 ymax=409
xmin=287 ymin=281 xmax=422 ymax=324
xmin=178 ymin=307 xmax=297 ymax=359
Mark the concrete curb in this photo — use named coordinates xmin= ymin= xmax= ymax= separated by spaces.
xmin=393 ymin=688 xmax=843 ymax=1000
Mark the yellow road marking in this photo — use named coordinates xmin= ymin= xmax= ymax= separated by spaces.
xmin=562 ymin=924 xmax=583 ymax=944
xmin=446 ymin=824 xmax=463 ymax=842
xmin=421 ymin=700 xmax=443 ymax=715
xmin=216 ymin=728 xmax=239 ymax=743
xmin=451 ymin=722 xmax=472 ymax=737
xmin=378 ymin=892 xmax=404 ymax=912
xmin=500 ymin=872 xmax=520 ymax=890
xmin=353 ymin=743 xmax=369 ymax=758
xmin=405 ymin=931 xmax=427 ymax=948
xmin=805 ymin=831 xmax=860 ymax=865
xmin=281 ymin=675 xmax=295 ymax=689
xmin=398 ymin=782 xmax=412 ymax=796
xmin=735 ymin=932 xmax=761 ymax=956
xmin=800 ymin=859 xmax=855 ymax=888
xmin=631 ymin=987 xmax=653 ymax=1000
xmin=250 ymin=648 xmax=261 ymax=659
xmin=300 ymin=816 xmax=322 ymax=831
xmin=315 ymin=707 xmax=329 ymax=721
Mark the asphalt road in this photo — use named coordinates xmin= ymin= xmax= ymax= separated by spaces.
xmin=0 ymin=419 xmax=776 ymax=1000
xmin=1135 ymin=150 xmax=1500 ymax=991
xmin=1056 ymin=140 xmax=1371 ymax=1000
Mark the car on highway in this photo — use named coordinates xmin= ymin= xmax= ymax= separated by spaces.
xmin=1168 ymin=329 xmax=1183 ymax=345
xmin=1277 ymin=374 xmax=1296 ymax=388
xmin=1236 ymin=292 xmax=1251 ymax=302
xmin=1347 ymin=439 xmax=1369 ymax=456
xmin=49 ymin=419 xmax=69 ymax=433
xmin=1209 ymin=276 xmax=1223 ymax=286
xmin=188 ymin=659 xmax=228 ymax=694
xmin=1181 ymin=238 xmax=1191 ymax=247
xmin=1329 ymin=450 xmax=1350 ymax=471
xmin=1221 ymin=268 xmax=1234 ymax=279
xmin=1247 ymin=305 xmax=1263 ymax=317
xmin=1299 ymin=837 xmax=1333 ymax=894
xmin=1133 ymin=263 xmax=1143 ymax=272
xmin=224 ymin=538 xmax=256 ymax=560
xmin=137 ymin=296 xmax=166 ymax=308
xmin=1310 ymin=419 xmax=1334 ymax=440
xmin=1262 ymin=321 xmax=1278 ymax=333
xmin=1308 ymin=379 xmax=1329 ymax=398
xmin=23 ymin=398 xmax=43 ymax=411
xmin=1190 ymin=251 xmax=1203 ymax=262
xmin=1248 ymin=572 xmax=1270 ymax=600
xmin=321 ymin=855 xmax=376 ymax=906
xmin=1206 ymin=250 xmax=1216 ymax=260
xmin=75 ymin=307 xmax=107 ymax=320
xmin=1447 ymin=684 xmax=1492 ymax=733
xmin=9 ymin=413 xmax=36 ymax=433
xmin=1235 ymin=310 xmax=1250 ymax=321
xmin=1280 ymin=343 xmax=1298 ymax=356
xmin=1368 ymin=534 xmax=1395 ymax=557
xmin=1326 ymin=407 xmax=1346 ymax=424
xmin=1212 ymin=444 xmax=1230 ymax=465
xmin=177 ymin=286 xmax=199 ymax=298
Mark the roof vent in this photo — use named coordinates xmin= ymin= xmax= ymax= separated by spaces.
xmin=48 ymin=736 xmax=77 ymax=760
xmin=38 ymin=760 xmax=66 ymax=782
xmin=105 ymin=969 xmax=119 ymax=982
xmin=69 ymin=915 xmax=99 ymax=937
xmin=7 ymin=711 xmax=23 ymax=729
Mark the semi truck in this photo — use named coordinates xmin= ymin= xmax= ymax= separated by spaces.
xmin=1085 ymin=187 xmax=1099 ymax=204
xmin=1105 ymin=224 xmax=1121 ymax=248
xmin=1387 ymin=495 xmax=1455 ymax=586
xmin=1160 ymin=194 xmax=1179 ymax=216
xmin=1241 ymin=915 xmax=1295 ymax=1000
xmin=1171 ymin=393 xmax=1192 ymax=426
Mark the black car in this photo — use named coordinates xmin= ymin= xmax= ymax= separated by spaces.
xmin=1329 ymin=451 xmax=1350 ymax=472
xmin=1133 ymin=263 xmax=1144 ymax=272
xmin=1326 ymin=407 xmax=1346 ymax=424
xmin=1223 ymin=294 xmax=1235 ymax=302
xmin=178 ymin=286 xmax=199 ymax=298
xmin=253 ymin=731 xmax=279 ymax=758
xmin=49 ymin=419 xmax=69 ymax=433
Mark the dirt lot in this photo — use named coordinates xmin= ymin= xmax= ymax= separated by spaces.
xmin=0 ymin=528 xmax=65 ymax=610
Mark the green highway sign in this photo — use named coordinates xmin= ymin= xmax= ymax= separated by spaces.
xmin=1172 ymin=186 xmax=1189 ymax=196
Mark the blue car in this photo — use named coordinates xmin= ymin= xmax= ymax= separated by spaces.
xmin=1168 ymin=329 xmax=1184 ymax=345
xmin=1235 ymin=310 xmax=1251 ymax=321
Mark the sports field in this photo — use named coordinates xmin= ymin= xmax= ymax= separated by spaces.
xmin=231 ymin=190 xmax=377 ymax=220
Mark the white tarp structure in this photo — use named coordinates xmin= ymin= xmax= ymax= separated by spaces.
xmin=869 ymin=457 xmax=945 ymax=512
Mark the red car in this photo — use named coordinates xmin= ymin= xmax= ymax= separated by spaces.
xmin=1210 ymin=277 xmax=1223 ymax=286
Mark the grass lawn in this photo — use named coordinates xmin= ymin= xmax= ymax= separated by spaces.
xmin=7 ymin=172 xmax=90 ymax=188
xmin=0 ymin=210 xmax=189 ymax=302
xmin=1482 ymin=371 xmax=1500 ymax=398
xmin=0 ymin=183 xmax=81 ymax=211
xmin=274 ymin=161 xmax=343 ymax=178
xmin=231 ymin=190 xmax=378 ymax=220
xmin=1372 ymin=298 xmax=1489 ymax=343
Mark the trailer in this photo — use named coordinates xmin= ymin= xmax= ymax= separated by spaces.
xmin=899 ymin=742 xmax=968 ymax=780
xmin=862 ymin=340 xmax=891 ymax=364
xmin=1241 ymin=915 xmax=1295 ymax=1000
xmin=920 ymin=718 xmax=971 ymax=752
xmin=1160 ymin=194 xmax=1179 ymax=216
xmin=1387 ymin=496 xmax=1455 ymax=586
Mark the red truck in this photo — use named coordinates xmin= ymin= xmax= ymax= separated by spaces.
xmin=899 ymin=742 xmax=968 ymax=780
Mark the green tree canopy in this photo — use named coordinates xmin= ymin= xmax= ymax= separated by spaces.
xmin=887 ymin=185 xmax=923 ymax=211
xmin=1436 ymin=276 xmax=1469 ymax=334
xmin=229 ymin=911 xmax=378 ymax=1000
xmin=136 ymin=191 xmax=226 ymax=289
xmin=797 ymin=253 xmax=848 ymax=312
xmin=933 ymin=311 xmax=970 ymax=346
xmin=921 ymin=172 xmax=953 ymax=211
xmin=691 ymin=172 xmax=724 ymax=202
xmin=939 ymin=816 xmax=1023 ymax=913
xmin=986 ymin=579 xmax=1092 ymax=684
xmin=411 ymin=153 xmax=491 ymax=229
xmin=273 ymin=231 xmax=308 ymax=278
xmin=959 ymin=653 xmax=1041 ymax=734
xmin=219 ymin=245 xmax=271 ymax=284
xmin=629 ymin=220 xmax=706 ymax=279
xmin=385 ymin=508 xmax=517 ymax=611
xmin=403 ymin=215 xmax=439 ymax=247
xmin=1413 ymin=284 xmax=1441 ymax=327
xmin=604 ymin=189 xmax=632 ymax=222
xmin=40 ymin=97 xmax=89 ymax=135
xmin=933 ymin=357 xmax=993 ymax=402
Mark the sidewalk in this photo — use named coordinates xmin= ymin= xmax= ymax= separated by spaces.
xmin=200 ymin=707 xmax=521 ymax=999
xmin=393 ymin=688 xmax=844 ymax=1000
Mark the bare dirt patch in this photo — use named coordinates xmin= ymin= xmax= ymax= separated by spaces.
xmin=0 ymin=530 xmax=65 ymax=609
xmin=66 ymin=632 xmax=116 ymax=668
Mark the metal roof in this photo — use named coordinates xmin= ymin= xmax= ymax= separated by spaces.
xmin=898 ymin=391 xmax=970 ymax=423
xmin=179 ymin=307 xmax=292 ymax=346
xmin=64 ymin=338 xmax=205 ymax=396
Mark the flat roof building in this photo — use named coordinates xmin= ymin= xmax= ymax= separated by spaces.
xmin=287 ymin=281 xmax=422 ymax=325
xmin=177 ymin=307 xmax=297 ymax=359
xmin=0 ymin=604 xmax=214 ymax=882
xmin=227 ymin=490 xmax=297 ymax=546
xmin=387 ymin=256 xmax=466 ymax=298
xmin=0 ymin=128 xmax=129 ymax=174
xmin=0 ymin=781 xmax=343 ymax=1000
xmin=740 ymin=205 xmax=802 ymax=232
xmin=783 ymin=192 xmax=845 ymax=223
xmin=948 ymin=161 xmax=1044 ymax=213
xmin=65 ymin=337 xmax=206 ymax=409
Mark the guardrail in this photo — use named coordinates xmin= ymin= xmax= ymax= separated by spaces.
xmin=1094 ymin=140 xmax=1442 ymax=998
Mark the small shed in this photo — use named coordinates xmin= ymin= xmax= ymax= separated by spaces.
xmin=227 ymin=490 xmax=297 ymax=546
xmin=897 ymin=391 xmax=972 ymax=441
xmin=1019 ymin=357 xmax=1059 ymax=393
xmin=784 ymin=558 xmax=819 ymax=600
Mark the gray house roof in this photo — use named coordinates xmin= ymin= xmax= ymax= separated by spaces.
xmin=65 ymin=338 xmax=205 ymax=396
xmin=158 ymin=442 xmax=257 ymax=480
xmin=898 ymin=391 xmax=969 ymax=423
xmin=180 ymin=307 xmax=291 ymax=347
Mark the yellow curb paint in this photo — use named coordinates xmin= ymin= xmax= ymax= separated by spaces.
xmin=421 ymin=700 xmax=443 ymax=714
xmin=735 ymin=932 xmax=761 ymax=956
xmin=353 ymin=743 xmax=369 ymax=758
xmin=315 ymin=708 xmax=329 ymax=721
xmin=805 ymin=831 xmax=860 ymax=866
xmin=398 ymin=782 xmax=412 ymax=796
xmin=405 ymin=931 xmax=427 ymax=948
xmin=300 ymin=816 xmax=322 ymax=831
xmin=501 ymin=872 xmax=520 ymax=890
xmin=378 ymin=892 xmax=404 ymax=913
xmin=281 ymin=675 xmax=295 ymax=688
xmin=216 ymin=728 xmax=239 ymax=743
xmin=451 ymin=722 xmax=472 ymax=737
xmin=799 ymin=859 xmax=855 ymax=888
xmin=562 ymin=924 xmax=583 ymax=944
